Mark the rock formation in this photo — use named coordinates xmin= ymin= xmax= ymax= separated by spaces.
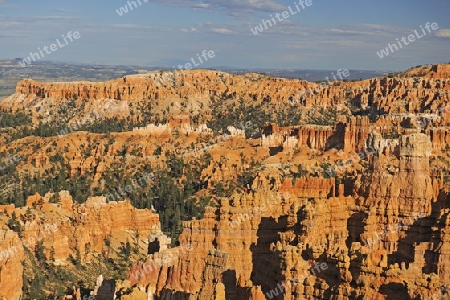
xmin=0 ymin=228 xmax=24 ymax=300
xmin=0 ymin=65 xmax=449 ymax=299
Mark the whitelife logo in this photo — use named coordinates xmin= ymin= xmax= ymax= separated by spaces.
xmin=172 ymin=50 xmax=215 ymax=71
xmin=116 ymin=0 xmax=149 ymax=16
xmin=0 ymin=153 xmax=21 ymax=171
xmin=18 ymin=31 xmax=81 ymax=67
xmin=300 ymin=69 xmax=350 ymax=98
xmin=251 ymin=0 xmax=313 ymax=35
xmin=154 ymin=50 xmax=215 ymax=87
xmin=265 ymin=262 xmax=328 ymax=299
xmin=376 ymin=22 xmax=439 ymax=58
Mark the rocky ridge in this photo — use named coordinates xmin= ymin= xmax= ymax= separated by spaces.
xmin=0 ymin=65 xmax=449 ymax=299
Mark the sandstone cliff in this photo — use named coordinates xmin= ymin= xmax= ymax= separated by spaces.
xmin=0 ymin=65 xmax=449 ymax=299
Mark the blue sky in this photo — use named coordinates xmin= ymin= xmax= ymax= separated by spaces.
xmin=1 ymin=0 xmax=449 ymax=70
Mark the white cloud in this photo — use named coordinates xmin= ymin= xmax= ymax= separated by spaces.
xmin=112 ymin=24 xmax=141 ymax=29
xmin=328 ymin=24 xmax=406 ymax=38
xmin=211 ymin=28 xmax=233 ymax=35
xmin=147 ymin=0 xmax=286 ymax=17
xmin=51 ymin=8 xmax=77 ymax=13
xmin=181 ymin=27 xmax=197 ymax=32
xmin=436 ymin=29 xmax=450 ymax=38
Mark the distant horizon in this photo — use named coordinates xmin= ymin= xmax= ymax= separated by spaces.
xmin=3 ymin=57 xmax=431 ymax=73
